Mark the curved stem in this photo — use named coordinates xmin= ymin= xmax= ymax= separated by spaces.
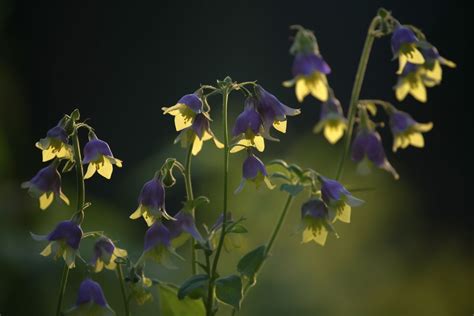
xmin=184 ymin=145 xmax=198 ymax=275
xmin=335 ymin=16 xmax=380 ymax=181
xmin=117 ymin=264 xmax=131 ymax=316
xmin=55 ymin=263 xmax=70 ymax=316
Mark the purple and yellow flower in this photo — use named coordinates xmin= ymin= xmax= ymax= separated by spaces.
xmin=90 ymin=237 xmax=128 ymax=273
xmin=283 ymin=52 xmax=331 ymax=102
xmin=164 ymin=210 xmax=204 ymax=248
xmin=394 ymin=63 xmax=428 ymax=103
xmin=31 ymin=220 xmax=83 ymax=268
xmin=143 ymin=221 xmax=181 ymax=267
xmin=130 ymin=177 xmax=171 ymax=226
xmin=391 ymin=25 xmax=425 ymax=74
xmin=162 ymin=93 xmax=203 ymax=131
xmin=235 ymin=152 xmax=274 ymax=194
xmin=319 ymin=176 xmax=364 ymax=223
xmin=36 ymin=125 xmax=73 ymax=162
xmin=313 ymin=97 xmax=348 ymax=144
xmin=390 ymin=110 xmax=433 ymax=152
xmin=21 ymin=163 xmax=70 ymax=210
xmin=129 ymin=271 xmax=153 ymax=305
xmin=300 ymin=198 xmax=336 ymax=246
xmin=351 ymin=129 xmax=399 ymax=179
xmin=420 ymin=45 xmax=456 ymax=86
xmin=231 ymin=97 xmax=266 ymax=153
xmin=83 ymin=134 xmax=122 ymax=180
xmin=64 ymin=278 xmax=115 ymax=316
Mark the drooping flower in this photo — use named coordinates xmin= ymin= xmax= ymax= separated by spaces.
xmin=83 ymin=134 xmax=122 ymax=180
xmin=235 ymin=152 xmax=274 ymax=194
xmin=231 ymin=97 xmax=266 ymax=153
xmin=129 ymin=271 xmax=154 ymax=305
xmin=313 ymin=97 xmax=348 ymax=144
xmin=420 ymin=45 xmax=456 ymax=86
xmin=391 ymin=25 xmax=425 ymax=74
xmin=36 ymin=124 xmax=73 ymax=162
xmin=318 ymin=176 xmax=364 ymax=223
xmin=283 ymin=52 xmax=331 ymax=102
xmin=163 ymin=210 xmax=204 ymax=248
xmin=31 ymin=220 xmax=83 ymax=268
xmin=389 ymin=110 xmax=433 ymax=152
xmin=130 ymin=177 xmax=171 ymax=226
xmin=64 ymin=278 xmax=115 ymax=316
xmin=90 ymin=237 xmax=128 ymax=273
xmin=143 ymin=222 xmax=181 ymax=268
xmin=21 ymin=163 xmax=70 ymax=210
xmin=162 ymin=93 xmax=203 ymax=131
xmin=394 ymin=63 xmax=428 ymax=103
xmin=351 ymin=129 xmax=399 ymax=179
xmin=300 ymin=198 xmax=336 ymax=246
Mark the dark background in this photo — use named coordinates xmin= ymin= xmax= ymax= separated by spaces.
xmin=0 ymin=0 xmax=471 ymax=315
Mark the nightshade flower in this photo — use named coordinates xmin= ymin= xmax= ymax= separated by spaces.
xmin=90 ymin=237 xmax=128 ymax=273
xmin=351 ymin=129 xmax=399 ymax=179
xmin=283 ymin=52 xmax=331 ymax=102
xmin=300 ymin=198 xmax=336 ymax=246
xmin=390 ymin=110 xmax=433 ymax=152
xmin=319 ymin=176 xmax=364 ymax=223
xmin=130 ymin=177 xmax=171 ymax=226
xmin=164 ymin=210 xmax=204 ymax=248
xmin=394 ymin=63 xmax=428 ymax=103
xmin=21 ymin=163 xmax=70 ymax=210
xmin=391 ymin=25 xmax=425 ymax=74
xmin=313 ymin=97 xmax=348 ymax=144
xmin=420 ymin=46 xmax=456 ymax=86
xmin=31 ymin=220 xmax=83 ymax=268
xmin=83 ymin=134 xmax=122 ymax=180
xmin=231 ymin=97 xmax=266 ymax=153
xmin=36 ymin=125 xmax=72 ymax=162
xmin=143 ymin=222 xmax=181 ymax=268
xmin=64 ymin=278 xmax=115 ymax=316
xmin=162 ymin=93 xmax=203 ymax=131
xmin=235 ymin=152 xmax=274 ymax=194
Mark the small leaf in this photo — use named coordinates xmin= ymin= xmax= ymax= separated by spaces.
xmin=177 ymin=274 xmax=209 ymax=300
xmin=159 ymin=283 xmax=205 ymax=316
xmin=280 ymin=183 xmax=304 ymax=196
xmin=215 ymin=275 xmax=243 ymax=310
xmin=183 ymin=196 xmax=210 ymax=211
xmin=229 ymin=224 xmax=248 ymax=234
xmin=237 ymin=245 xmax=266 ymax=284
xmin=288 ymin=164 xmax=304 ymax=178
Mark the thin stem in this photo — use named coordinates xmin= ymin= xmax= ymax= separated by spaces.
xmin=117 ymin=264 xmax=131 ymax=316
xmin=334 ymin=16 xmax=381 ymax=181
xmin=184 ymin=145 xmax=198 ymax=275
xmin=55 ymin=263 xmax=69 ymax=316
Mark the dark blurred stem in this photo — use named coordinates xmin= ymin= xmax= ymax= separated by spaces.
xmin=184 ymin=145 xmax=197 ymax=275
xmin=117 ymin=264 xmax=131 ymax=316
xmin=335 ymin=16 xmax=380 ymax=181
xmin=55 ymin=263 xmax=69 ymax=316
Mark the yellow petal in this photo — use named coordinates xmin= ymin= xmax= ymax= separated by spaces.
xmin=94 ymin=259 xmax=104 ymax=273
xmin=396 ymin=55 xmax=408 ymax=75
xmin=42 ymin=147 xmax=56 ymax=162
xmin=213 ymin=137 xmax=224 ymax=149
xmin=324 ymin=124 xmax=345 ymax=144
xmin=84 ymin=163 xmax=97 ymax=179
xmin=97 ymin=158 xmax=113 ymax=179
xmin=63 ymin=247 xmax=76 ymax=269
xmin=409 ymin=132 xmax=425 ymax=148
xmin=282 ymin=79 xmax=295 ymax=88
xmin=314 ymin=228 xmax=328 ymax=246
xmin=202 ymin=131 xmax=213 ymax=141
xmin=426 ymin=61 xmax=442 ymax=82
xmin=273 ymin=120 xmax=287 ymax=133
xmin=129 ymin=205 xmax=143 ymax=219
xmin=59 ymin=191 xmax=70 ymax=205
xmin=295 ymin=78 xmax=310 ymax=102
xmin=416 ymin=122 xmax=433 ymax=132
xmin=40 ymin=243 xmax=53 ymax=256
xmin=302 ymin=227 xmax=314 ymax=244
xmin=39 ymin=192 xmax=54 ymax=210
xmin=230 ymin=139 xmax=251 ymax=153
xmin=308 ymin=76 xmax=329 ymax=101
xmin=395 ymin=82 xmax=410 ymax=101
xmin=392 ymin=136 xmax=402 ymax=152
xmin=441 ymin=58 xmax=456 ymax=68
xmin=111 ymin=157 xmax=123 ymax=168
xmin=114 ymin=248 xmax=128 ymax=258
xmin=191 ymin=136 xmax=204 ymax=156
xmin=406 ymin=48 xmax=425 ymax=64
xmin=174 ymin=113 xmax=193 ymax=131
xmin=143 ymin=211 xmax=156 ymax=226
xmin=105 ymin=257 xmax=117 ymax=270
xmin=338 ymin=204 xmax=351 ymax=223
xmin=253 ymin=135 xmax=265 ymax=152
xmin=410 ymin=81 xmax=427 ymax=103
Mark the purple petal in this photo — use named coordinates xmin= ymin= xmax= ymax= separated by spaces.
xmin=320 ymin=177 xmax=345 ymax=203
xmin=27 ymin=164 xmax=61 ymax=193
xmin=76 ymin=278 xmax=108 ymax=307
xmin=242 ymin=154 xmax=267 ymax=180
xmin=391 ymin=25 xmax=418 ymax=54
xmin=256 ymin=85 xmax=300 ymax=123
xmin=47 ymin=220 xmax=83 ymax=250
xmin=390 ymin=111 xmax=416 ymax=134
xmin=191 ymin=114 xmax=209 ymax=139
xmin=233 ymin=98 xmax=262 ymax=136
xmin=144 ymin=222 xmax=171 ymax=251
xmin=165 ymin=211 xmax=203 ymax=242
xmin=82 ymin=139 xmax=114 ymax=164
xmin=177 ymin=94 xmax=202 ymax=113
xmin=301 ymin=199 xmax=328 ymax=219
xmin=292 ymin=53 xmax=331 ymax=77
xmin=351 ymin=131 xmax=388 ymax=167
xmin=46 ymin=126 xmax=68 ymax=143
xmin=138 ymin=178 xmax=165 ymax=211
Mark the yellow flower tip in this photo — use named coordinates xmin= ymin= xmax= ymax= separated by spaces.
xmin=129 ymin=206 xmax=143 ymax=220
xmin=417 ymin=122 xmax=433 ymax=132
xmin=282 ymin=79 xmax=295 ymax=88
xmin=39 ymin=192 xmax=54 ymax=210
xmin=273 ymin=120 xmax=287 ymax=133
xmin=295 ymin=78 xmax=310 ymax=102
xmin=338 ymin=205 xmax=351 ymax=223
xmin=323 ymin=123 xmax=345 ymax=144
xmin=40 ymin=243 xmax=53 ymax=256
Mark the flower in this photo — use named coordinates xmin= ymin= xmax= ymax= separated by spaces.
xmin=300 ymin=198 xmax=336 ymax=246
xmin=35 ymin=125 xmax=73 ymax=162
xmin=162 ymin=93 xmax=203 ymax=131
xmin=351 ymin=129 xmax=399 ymax=179
xmin=143 ymin=222 xmax=181 ymax=268
xmin=231 ymin=97 xmax=266 ymax=153
xmin=420 ymin=45 xmax=456 ymax=86
xmin=83 ymin=134 xmax=122 ymax=180
xmin=90 ymin=237 xmax=128 ymax=273
xmin=313 ymin=97 xmax=348 ymax=144
xmin=21 ymin=163 xmax=70 ymax=210
xmin=389 ymin=110 xmax=433 ymax=152
xmin=129 ymin=271 xmax=154 ymax=305
xmin=130 ymin=177 xmax=171 ymax=226
xmin=31 ymin=220 xmax=83 ymax=268
xmin=164 ymin=210 xmax=204 ymax=248
xmin=391 ymin=25 xmax=425 ymax=74
xmin=64 ymin=278 xmax=115 ymax=316
xmin=283 ymin=52 xmax=331 ymax=102
xmin=394 ymin=63 xmax=428 ymax=103
xmin=235 ymin=152 xmax=274 ymax=194
xmin=319 ymin=176 xmax=364 ymax=223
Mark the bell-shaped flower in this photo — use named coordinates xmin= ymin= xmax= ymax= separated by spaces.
xmin=31 ymin=220 xmax=83 ymax=268
xmin=130 ymin=177 xmax=171 ymax=226
xmin=162 ymin=93 xmax=203 ymax=131
xmin=64 ymin=278 xmax=115 ymax=316
xmin=36 ymin=125 xmax=73 ymax=162
xmin=391 ymin=25 xmax=425 ymax=74
xmin=143 ymin=221 xmax=181 ymax=268
xmin=283 ymin=52 xmax=331 ymax=102
xmin=231 ymin=97 xmax=266 ymax=153
xmin=21 ymin=163 xmax=70 ymax=210
xmin=313 ymin=97 xmax=348 ymax=144
xmin=90 ymin=237 xmax=128 ymax=273
xmin=164 ymin=210 xmax=204 ymax=248
xmin=394 ymin=63 xmax=428 ymax=103
xmin=300 ymin=198 xmax=336 ymax=246
xmin=390 ymin=110 xmax=433 ymax=152
xmin=351 ymin=129 xmax=399 ymax=179
xmin=83 ymin=134 xmax=122 ymax=180
xmin=235 ymin=152 xmax=274 ymax=194
xmin=420 ymin=45 xmax=456 ymax=86
xmin=318 ymin=176 xmax=364 ymax=223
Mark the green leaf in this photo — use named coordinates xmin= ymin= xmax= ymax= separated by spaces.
xmin=159 ymin=283 xmax=205 ymax=316
xmin=215 ymin=275 xmax=243 ymax=310
xmin=177 ymin=274 xmax=209 ymax=300
xmin=267 ymin=159 xmax=289 ymax=168
xmin=280 ymin=183 xmax=304 ymax=196
xmin=229 ymin=224 xmax=248 ymax=234
xmin=237 ymin=245 xmax=266 ymax=284
xmin=288 ymin=164 xmax=304 ymax=178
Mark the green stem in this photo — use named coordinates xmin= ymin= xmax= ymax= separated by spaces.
xmin=335 ymin=16 xmax=380 ymax=181
xmin=117 ymin=264 xmax=131 ymax=316
xmin=184 ymin=145 xmax=198 ymax=275
xmin=55 ymin=263 xmax=70 ymax=316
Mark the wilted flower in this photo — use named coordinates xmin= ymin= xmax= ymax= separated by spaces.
xmin=36 ymin=124 xmax=72 ymax=162
xmin=164 ymin=210 xmax=204 ymax=248
xmin=420 ymin=45 xmax=456 ymax=86
xmin=235 ymin=152 xmax=275 ymax=194
xmin=31 ymin=220 xmax=83 ymax=268
xmin=313 ymin=97 xmax=348 ymax=144
xmin=283 ymin=52 xmax=331 ymax=102
xmin=394 ymin=63 xmax=428 ymax=103
xmin=143 ymin=222 xmax=181 ymax=268
xmin=90 ymin=237 xmax=128 ymax=273
xmin=390 ymin=110 xmax=433 ymax=152
xmin=64 ymin=278 xmax=115 ymax=316
xmin=21 ymin=163 xmax=70 ymax=210
xmin=83 ymin=134 xmax=122 ymax=180
xmin=391 ymin=25 xmax=425 ymax=74
xmin=162 ymin=93 xmax=203 ymax=131
xmin=319 ymin=176 xmax=364 ymax=223
xmin=300 ymin=198 xmax=336 ymax=246
xmin=130 ymin=177 xmax=171 ymax=226
xmin=351 ymin=129 xmax=399 ymax=179
xmin=231 ymin=97 xmax=266 ymax=153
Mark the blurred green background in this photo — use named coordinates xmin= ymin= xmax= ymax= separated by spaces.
xmin=0 ymin=0 xmax=471 ymax=315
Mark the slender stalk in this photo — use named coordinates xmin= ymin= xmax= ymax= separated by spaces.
xmin=55 ymin=263 xmax=70 ymax=316
xmin=117 ymin=264 xmax=131 ymax=316
xmin=335 ymin=16 xmax=380 ymax=181
xmin=184 ymin=145 xmax=198 ymax=275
